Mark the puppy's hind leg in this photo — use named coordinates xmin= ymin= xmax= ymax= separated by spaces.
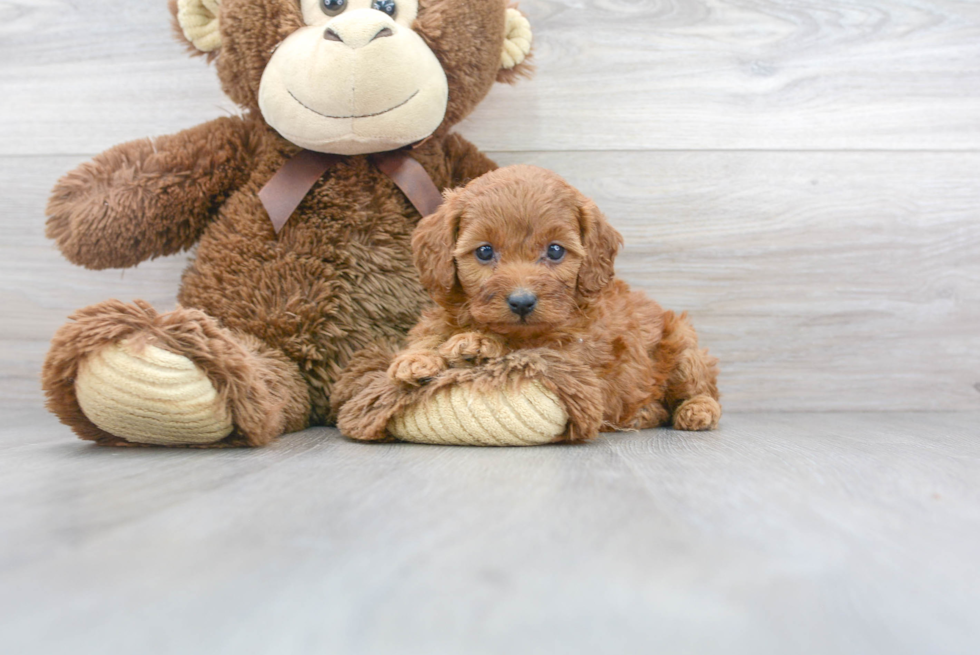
xmin=657 ymin=311 xmax=721 ymax=431
xmin=622 ymin=402 xmax=670 ymax=430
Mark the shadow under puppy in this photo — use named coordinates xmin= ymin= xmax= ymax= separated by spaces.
xmin=386 ymin=165 xmax=720 ymax=438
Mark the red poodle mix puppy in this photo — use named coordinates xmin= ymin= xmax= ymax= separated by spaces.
xmin=389 ymin=165 xmax=721 ymax=435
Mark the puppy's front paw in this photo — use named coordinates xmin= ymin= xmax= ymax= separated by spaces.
xmin=438 ymin=333 xmax=505 ymax=366
xmin=387 ymin=350 xmax=447 ymax=386
xmin=672 ymin=395 xmax=722 ymax=431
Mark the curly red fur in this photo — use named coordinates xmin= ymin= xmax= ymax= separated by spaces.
xmin=388 ymin=165 xmax=721 ymax=438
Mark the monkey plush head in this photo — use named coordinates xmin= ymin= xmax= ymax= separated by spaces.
xmin=172 ymin=0 xmax=533 ymax=155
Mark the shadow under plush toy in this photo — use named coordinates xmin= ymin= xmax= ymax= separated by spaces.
xmin=334 ymin=166 xmax=721 ymax=445
xmin=41 ymin=0 xmax=536 ymax=447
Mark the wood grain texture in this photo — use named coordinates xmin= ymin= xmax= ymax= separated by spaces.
xmin=4 ymin=152 xmax=977 ymax=411
xmin=462 ymin=0 xmax=980 ymax=151
xmin=1 ymin=1 xmax=978 ymax=410
xmin=1 ymin=409 xmax=979 ymax=654
xmin=1 ymin=0 xmax=979 ymax=154
xmin=493 ymin=150 xmax=980 ymax=411
xmin=0 ymin=156 xmax=187 ymax=408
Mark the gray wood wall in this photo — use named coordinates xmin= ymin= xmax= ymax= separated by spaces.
xmin=1 ymin=0 xmax=978 ymax=412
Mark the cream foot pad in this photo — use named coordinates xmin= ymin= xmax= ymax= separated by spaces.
xmin=75 ymin=340 xmax=233 ymax=446
xmin=386 ymin=379 xmax=568 ymax=446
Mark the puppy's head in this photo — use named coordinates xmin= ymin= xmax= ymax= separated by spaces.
xmin=412 ymin=165 xmax=623 ymax=335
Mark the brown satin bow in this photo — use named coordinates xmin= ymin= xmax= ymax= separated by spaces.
xmin=258 ymin=149 xmax=444 ymax=234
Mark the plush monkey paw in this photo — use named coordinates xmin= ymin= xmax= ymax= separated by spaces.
xmin=672 ymin=395 xmax=722 ymax=431
xmin=438 ymin=332 xmax=505 ymax=366
xmin=42 ymin=299 xmax=308 ymax=447
xmin=387 ymin=350 xmax=448 ymax=386
xmin=335 ymin=347 xmax=609 ymax=447
xmin=386 ymin=379 xmax=568 ymax=447
xmin=75 ymin=340 xmax=234 ymax=446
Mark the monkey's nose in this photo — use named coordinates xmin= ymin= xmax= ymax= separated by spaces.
xmin=323 ymin=27 xmax=395 ymax=45
xmin=507 ymin=291 xmax=538 ymax=318
xmin=323 ymin=8 xmax=397 ymax=48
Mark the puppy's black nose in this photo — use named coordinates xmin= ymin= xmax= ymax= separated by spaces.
xmin=507 ymin=290 xmax=537 ymax=318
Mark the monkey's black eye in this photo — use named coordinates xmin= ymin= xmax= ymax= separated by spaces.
xmin=321 ymin=0 xmax=346 ymax=16
xmin=546 ymin=243 xmax=566 ymax=261
xmin=475 ymin=245 xmax=495 ymax=263
xmin=372 ymin=0 xmax=397 ymax=17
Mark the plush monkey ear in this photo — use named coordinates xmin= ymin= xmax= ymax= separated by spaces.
xmin=576 ymin=195 xmax=624 ymax=298
xmin=174 ymin=0 xmax=222 ymax=53
xmin=497 ymin=7 xmax=534 ymax=83
xmin=412 ymin=189 xmax=465 ymax=300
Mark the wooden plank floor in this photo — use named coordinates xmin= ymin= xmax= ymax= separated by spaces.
xmin=1 ymin=409 xmax=979 ymax=654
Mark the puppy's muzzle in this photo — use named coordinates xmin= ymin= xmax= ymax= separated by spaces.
xmin=507 ymin=290 xmax=537 ymax=318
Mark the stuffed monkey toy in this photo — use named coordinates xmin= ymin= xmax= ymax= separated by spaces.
xmin=42 ymin=0 xmax=537 ymax=447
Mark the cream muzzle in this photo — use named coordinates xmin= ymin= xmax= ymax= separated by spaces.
xmin=258 ymin=6 xmax=449 ymax=155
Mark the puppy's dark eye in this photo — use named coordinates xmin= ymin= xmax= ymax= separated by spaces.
xmin=372 ymin=0 xmax=397 ymax=17
xmin=321 ymin=0 xmax=347 ymax=16
xmin=546 ymin=243 xmax=566 ymax=261
xmin=475 ymin=245 xmax=495 ymax=262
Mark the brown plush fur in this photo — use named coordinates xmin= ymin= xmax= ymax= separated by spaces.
xmin=169 ymin=0 xmax=526 ymax=127
xmin=42 ymin=300 xmax=309 ymax=447
xmin=334 ymin=344 xmax=606 ymax=442
xmin=335 ymin=166 xmax=720 ymax=442
xmin=42 ymin=0 xmax=531 ymax=446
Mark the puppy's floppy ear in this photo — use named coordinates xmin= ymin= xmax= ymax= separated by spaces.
xmin=413 ymin=188 xmax=465 ymax=299
xmin=576 ymin=194 xmax=624 ymax=298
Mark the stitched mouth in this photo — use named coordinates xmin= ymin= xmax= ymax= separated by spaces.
xmin=288 ymin=89 xmax=419 ymax=119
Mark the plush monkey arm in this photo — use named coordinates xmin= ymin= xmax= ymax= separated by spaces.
xmin=46 ymin=116 xmax=257 ymax=270
xmin=443 ymin=133 xmax=499 ymax=187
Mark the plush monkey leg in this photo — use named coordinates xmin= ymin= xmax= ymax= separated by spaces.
xmin=42 ymin=300 xmax=309 ymax=447
xmin=334 ymin=345 xmax=605 ymax=446
xmin=658 ymin=311 xmax=722 ymax=431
